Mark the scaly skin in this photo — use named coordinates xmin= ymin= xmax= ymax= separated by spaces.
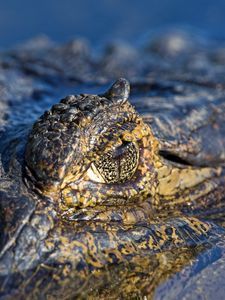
xmin=25 ymin=79 xmax=158 ymax=213
xmin=25 ymin=78 xmax=225 ymax=217
xmin=0 ymin=79 xmax=225 ymax=299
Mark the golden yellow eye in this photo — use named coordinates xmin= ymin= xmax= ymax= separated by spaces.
xmin=87 ymin=142 xmax=139 ymax=184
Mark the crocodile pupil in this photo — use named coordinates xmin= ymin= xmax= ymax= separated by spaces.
xmin=94 ymin=142 xmax=139 ymax=183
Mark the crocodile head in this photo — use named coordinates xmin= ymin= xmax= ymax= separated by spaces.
xmin=3 ymin=78 xmax=224 ymax=299
xmin=25 ymin=78 xmax=223 ymax=218
xmin=25 ymin=79 xmax=159 ymax=215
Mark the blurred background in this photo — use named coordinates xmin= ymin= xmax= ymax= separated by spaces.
xmin=1 ymin=0 xmax=225 ymax=48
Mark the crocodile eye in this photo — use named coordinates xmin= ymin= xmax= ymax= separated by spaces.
xmin=88 ymin=142 xmax=139 ymax=184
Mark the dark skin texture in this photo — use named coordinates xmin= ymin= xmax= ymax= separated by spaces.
xmin=1 ymin=32 xmax=225 ymax=299
xmin=0 ymin=79 xmax=224 ymax=299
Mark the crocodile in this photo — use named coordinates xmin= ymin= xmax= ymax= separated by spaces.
xmin=0 ymin=31 xmax=225 ymax=299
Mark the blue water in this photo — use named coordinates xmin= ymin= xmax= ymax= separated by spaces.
xmin=1 ymin=0 xmax=225 ymax=48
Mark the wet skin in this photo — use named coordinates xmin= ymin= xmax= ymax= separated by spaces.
xmin=1 ymin=32 xmax=225 ymax=299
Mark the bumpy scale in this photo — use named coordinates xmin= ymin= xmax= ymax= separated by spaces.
xmin=25 ymin=79 xmax=224 ymax=218
xmin=0 ymin=79 xmax=224 ymax=299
